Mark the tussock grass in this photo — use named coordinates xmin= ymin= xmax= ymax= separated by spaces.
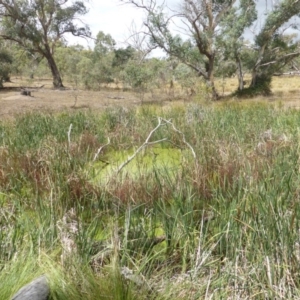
xmin=1 ymin=102 xmax=300 ymax=299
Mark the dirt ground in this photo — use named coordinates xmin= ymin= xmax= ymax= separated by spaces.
xmin=0 ymin=76 xmax=300 ymax=118
xmin=0 ymin=77 xmax=157 ymax=119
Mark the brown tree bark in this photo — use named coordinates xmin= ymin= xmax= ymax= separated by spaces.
xmin=44 ymin=47 xmax=64 ymax=88
xmin=206 ymin=55 xmax=218 ymax=99
xmin=236 ymin=55 xmax=244 ymax=90
xmin=0 ymin=0 xmax=90 ymax=89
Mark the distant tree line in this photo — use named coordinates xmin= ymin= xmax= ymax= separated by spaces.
xmin=121 ymin=0 xmax=300 ymax=98
xmin=0 ymin=0 xmax=299 ymax=99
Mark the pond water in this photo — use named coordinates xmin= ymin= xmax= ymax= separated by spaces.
xmin=90 ymin=146 xmax=186 ymax=185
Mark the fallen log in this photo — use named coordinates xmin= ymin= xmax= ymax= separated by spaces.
xmin=20 ymin=85 xmax=45 ymax=96
xmin=106 ymin=96 xmax=125 ymax=99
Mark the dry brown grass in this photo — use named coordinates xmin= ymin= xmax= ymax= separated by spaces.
xmin=0 ymin=77 xmax=143 ymax=118
xmin=0 ymin=75 xmax=300 ymax=119
xmin=216 ymin=75 xmax=300 ymax=108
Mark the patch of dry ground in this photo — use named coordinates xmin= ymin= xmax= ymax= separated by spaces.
xmin=271 ymin=76 xmax=300 ymax=109
xmin=0 ymin=78 xmax=150 ymax=118
xmin=218 ymin=75 xmax=300 ymax=108
xmin=0 ymin=76 xmax=300 ymax=118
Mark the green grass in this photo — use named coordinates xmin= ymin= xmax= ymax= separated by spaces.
xmin=1 ymin=102 xmax=300 ymax=299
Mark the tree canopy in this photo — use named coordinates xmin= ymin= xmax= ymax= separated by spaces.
xmin=121 ymin=0 xmax=300 ymax=98
xmin=0 ymin=0 xmax=90 ymax=87
xmin=0 ymin=1 xmax=299 ymax=97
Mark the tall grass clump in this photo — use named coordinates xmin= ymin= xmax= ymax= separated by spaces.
xmin=2 ymin=103 xmax=300 ymax=298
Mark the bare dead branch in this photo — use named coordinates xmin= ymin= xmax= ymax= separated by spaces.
xmin=113 ymin=116 xmax=197 ymax=176
xmin=258 ymin=51 xmax=300 ymax=68
xmin=162 ymin=118 xmax=197 ymax=159
xmin=93 ymin=138 xmax=111 ymax=162
xmin=67 ymin=123 xmax=73 ymax=148
xmin=115 ymin=117 xmax=168 ymax=174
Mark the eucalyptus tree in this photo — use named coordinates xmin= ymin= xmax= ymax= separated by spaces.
xmin=217 ymin=0 xmax=256 ymax=90
xmin=113 ymin=46 xmax=136 ymax=69
xmin=0 ymin=0 xmax=91 ymax=88
xmin=94 ymin=31 xmax=116 ymax=55
xmin=121 ymin=0 xmax=256 ymax=99
xmin=92 ymin=31 xmax=116 ymax=88
xmin=249 ymin=0 xmax=300 ymax=92
xmin=0 ymin=45 xmax=12 ymax=86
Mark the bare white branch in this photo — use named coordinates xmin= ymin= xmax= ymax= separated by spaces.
xmin=115 ymin=117 xmax=167 ymax=174
xmin=113 ymin=116 xmax=197 ymax=177
xmin=67 ymin=123 xmax=73 ymax=148
xmin=162 ymin=118 xmax=197 ymax=159
xmin=93 ymin=137 xmax=111 ymax=162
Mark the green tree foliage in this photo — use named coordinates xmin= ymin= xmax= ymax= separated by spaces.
xmin=57 ymin=32 xmax=138 ymax=90
xmin=217 ymin=0 xmax=257 ymax=90
xmin=122 ymin=57 xmax=175 ymax=99
xmin=55 ymin=44 xmax=93 ymax=88
xmin=54 ymin=33 xmax=117 ymax=90
xmin=121 ymin=0 xmax=242 ymax=98
xmin=113 ymin=46 xmax=135 ymax=68
xmin=123 ymin=61 xmax=150 ymax=90
xmin=0 ymin=0 xmax=90 ymax=88
xmin=94 ymin=31 xmax=116 ymax=55
xmin=0 ymin=38 xmax=51 ymax=81
xmin=0 ymin=45 xmax=12 ymax=86
xmin=122 ymin=0 xmax=300 ymax=98
xmin=91 ymin=31 xmax=116 ymax=88
xmin=248 ymin=0 xmax=300 ymax=94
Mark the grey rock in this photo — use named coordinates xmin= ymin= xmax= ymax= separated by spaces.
xmin=11 ymin=275 xmax=50 ymax=300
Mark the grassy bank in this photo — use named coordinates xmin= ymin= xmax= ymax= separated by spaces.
xmin=1 ymin=101 xmax=300 ymax=299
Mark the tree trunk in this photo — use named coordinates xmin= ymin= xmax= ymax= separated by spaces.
xmin=236 ymin=55 xmax=244 ymax=90
xmin=207 ymin=56 xmax=218 ymax=99
xmin=212 ymin=87 xmax=218 ymax=99
xmin=250 ymin=45 xmax=267 ymax=89
xmin=44 ymin=48 xmax=64 ymax=88
xmin=250 ymin=69 xmax=257 ymax=88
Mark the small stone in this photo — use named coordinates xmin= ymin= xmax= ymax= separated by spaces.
xmin=11 ymin=275 xmax=50 ymax=300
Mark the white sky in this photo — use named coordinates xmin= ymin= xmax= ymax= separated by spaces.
xmin=68 ymin=0 xmax=179 ymax=53
xmin=68 ymin=0 xmax=148 ymax=48
xmin=69 ymin=0 xmax=299 ymax=52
